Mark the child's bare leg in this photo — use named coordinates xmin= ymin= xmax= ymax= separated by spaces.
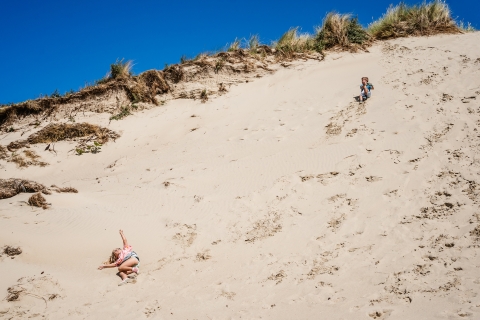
xmin=117 ymin=257 xmax=139 ymax=278
xmin=118 ymin=271 xmax=128 ymax=280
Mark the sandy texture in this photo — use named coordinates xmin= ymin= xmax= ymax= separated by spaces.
xmin=1 ymin=32 xmax=480 ymax=319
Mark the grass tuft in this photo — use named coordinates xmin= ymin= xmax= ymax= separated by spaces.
xmin=28 ymin=192 xmax=48 ymax=209
xmin=275 ymin=27 xmax=316 ymax=58
xmin=248 ymin=35 xmax=260 ymax=53
xmin=228 ymin=38 xmax=241 ymax=52
xmin=315 ymin=13 xmax=370 ymax=51
xmin=110 ymin=106 xmax=132 ymax=121
xmin=109 ymin=59 xmax=133 ymax=79
xmin=200 ymin=89 xmax=208 ymax=103
xmin=368 ymin=1 xmax=460 ymax=39
xmin=457 ymin=20 xmax=476 ymax=32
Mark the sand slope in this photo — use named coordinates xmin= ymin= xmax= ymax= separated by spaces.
xmin=1 ymin=32 xmax=480 ymax=319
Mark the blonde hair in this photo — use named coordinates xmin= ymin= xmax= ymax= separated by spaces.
xmin=104 ymin=248 xmax=121 ymax=264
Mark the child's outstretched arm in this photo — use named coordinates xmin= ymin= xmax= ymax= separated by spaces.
xmin=98 ymin=263 xmax=117 ymax=270
xmin=119 ymin=229 xmax=128 ymax=247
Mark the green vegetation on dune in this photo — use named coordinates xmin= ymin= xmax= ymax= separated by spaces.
xmin=368 ymin=0 xmax=462 ymax=39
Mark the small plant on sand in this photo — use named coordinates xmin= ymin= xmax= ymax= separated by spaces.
xmin=3 ymin=246 xmax=22 ymax=256
xmin=180 ymin=55 xmax=188 ymax=64
xmin=315 ymin=13 xmax=370 ymax=51
xmin=50 ymin=89 xmax=61 ymax=98
xmin=368 ymin=0 xmax=460 ymax=39
xmin=248 ymin=34 xmax=260 ymax=53
xmin=214 ymin=58 xmax=225 ymax=74
xmin=28 ymin=192 xmax=49 ymax=209
xmin=76 ymin=141 xmax=102 ymax=155
xmin=110 ymin=106 xmax=132 ymax=121
xmin=109 ymin=59 xmax=133 ymax=79
xmin=200 ymin=89 xmax=208 ymax=103
xmin=458 ymin=20 xmax=475 ymax=32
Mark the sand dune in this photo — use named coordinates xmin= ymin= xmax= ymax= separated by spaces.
xmin=1 ymin=32 xmax=480 ymax=319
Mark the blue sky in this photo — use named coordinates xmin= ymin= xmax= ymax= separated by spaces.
xmin=1 ymin=0 xmax=478 ymax=104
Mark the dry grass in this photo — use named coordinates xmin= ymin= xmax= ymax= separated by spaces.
xmin=51 ymin=185 xmax=78 ymax=193
xmin=3 ymin=246 xmax=22 ymax=256
xmin=109 ymin=59 xmax=133 ymax=80
xmin=274 ymin=27 xmax=316 ymax=58
xmin=228 ymin=38 xmax=241 ymax=52
xmin=26 ymin=123 xmax=119 ymax=144
xmin=368 ymin=1 xmax=460 ymax=39
xmin=28 ymin=192 xmax=49 ymax=209
xmin=0 ymin=145 xmax=7 ymax=160
xmin=6 ymin=140 xmax=28 ymax=152
xmin=128 ymin=70 xmax=170 ymax=105
xmin=200 ymin=89 xmax=208 ymax=103
xmin=0 ymin=71 xmax=170 ymax=128
xmin=0 ymin=179 xmax=47 ymax=199
xmin=9 ymin=150 xmax=48 ymax=168
xmin=163 ymin=65 xmax=185 ymax=83
xmin=315 ymin=13 xmax=371 ymax=51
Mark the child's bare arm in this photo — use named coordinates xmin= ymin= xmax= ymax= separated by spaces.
xmin=119 ymin=229 xmax=128 ymax=247
xmin=98 ymin=263 xmax=117 ymax=270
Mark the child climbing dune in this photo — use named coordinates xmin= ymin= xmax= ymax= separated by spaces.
xmin=359 ymin=76 xmax=374 ymax=102
xmin=98 ymin=230 xmax=140 ymax=286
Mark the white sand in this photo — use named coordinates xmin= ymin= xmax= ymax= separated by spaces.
xmin=1 ymin=32 xmax=480 ymax=319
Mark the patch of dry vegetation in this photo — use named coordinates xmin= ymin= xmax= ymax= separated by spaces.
xmin=0 ymin=178 xmax=78 ymax=200
xmin=27 ymin=123 xmax=119 ymax=144
xmin=0 ymin=145 xmax=7 ymax=160
xmin=316 ymin=13 xmax=371 ymax=51
xmin=0 ymin=179 xmax=47 ymax=200
xmin=50 ymin=184 xmax=78 ymax=193
xmin=3 ymin=246 xmax=22 ymax=256
xmin=9 ymin=150 xmax=48 ymax=168
xmin=28 ymin=193 xmax=49 ymax=209
xmin=5 ymin=123 xmax=120 ymax=157
xmin=368 ymin=0 xmax=460 ymax=39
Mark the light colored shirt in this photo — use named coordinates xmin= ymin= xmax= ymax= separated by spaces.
xmin=115 ymin=245 xmax=133 ymax=266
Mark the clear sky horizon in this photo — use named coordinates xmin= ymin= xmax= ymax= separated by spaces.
xmin=1 ymin=0 xmax=478 ymax=104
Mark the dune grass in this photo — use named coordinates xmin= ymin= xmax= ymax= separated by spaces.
xmin=458 ymin=21 xmax=476 ymax=33
xmin=368 ymin=1 xmax=460 ymax=39
xmin=109 ymin=59 xmax=133 ymax=79
xmin=228 ymin=38 xmax=241 ymax=52
xmin=315 ymin=13 xmax=370 ymax=51
xmin=274 ymin=27 xmax=317 ymax=58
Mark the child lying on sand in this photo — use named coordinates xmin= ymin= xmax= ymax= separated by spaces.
xmin=98 ymin=230 xmax=140 ymax=286
xmin=359 ymin=76 xmax=374 ymax=102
